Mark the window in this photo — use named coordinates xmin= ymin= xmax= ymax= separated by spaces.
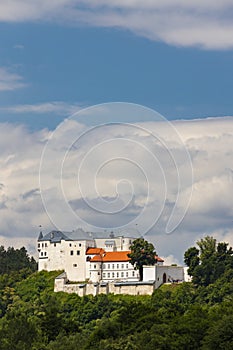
xmin=41 ymin=252 xmax=43 ymax=256
xmin=42 ymin=243 xmax=44 ymax=248
xmin=121 ymin=264 xmax=124 ymax=269
xmin=107 ymin=273 xmax=110 ymax=278
xmin=121 ymin=272 xmax=124 ymax=277
xmin=45 ymin=243 xmax=47 ymax=247
xmin=69 ymin=243 xmax=72 ymax=247
xmin=44 ymin=252 xmax=47 ymax=256
xmin=38 ymin=243 xmax=40 ymax=248
xmin=108 ymin=264 xmax=110 ymax=269
xmin=112 ymin=264 xmax=114 ymax=269
xmin=112 ymin=272 xmax=115 ymax=278
xmin=126 ymin=264 xmax=128 ymax=269
xmin=54 ymin=243 xmax=56 ymax=247
xmin=103 ymin=273 xmax=106 ymax=278
xmin=73 ymin=264 xmax=77 ymax=267
xmin=70 ymin=250 xmax=74 ymax=256
xmin=94 ymin=265 xmax=96 ymax=269
xmin=132 ymin=271 xmax=135 ymax=277
xmin=103 ymin=264 xmax=106 ymax=269
xmin=126 ymin=272 xmax=128 ymax=277
xmin=117 ymin=264 xmax=119 ymax=269
xmin=79 ymin=243 xmax=81 ymax=247
xmin=77 ymin=250 xmax=80 ymax=255
xmin=117 ymin=272 xmax=119 ymax=278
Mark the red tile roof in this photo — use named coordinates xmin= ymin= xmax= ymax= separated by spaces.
xmin=87 ymin=249 xmax=164 ymax=263
xmin=155 ymin=255 xmax=164 ymax=262
xmin=86 ymin=247 xmax=105 ymax=255
xmin=90 ymin=251 xmax=131 ymax=262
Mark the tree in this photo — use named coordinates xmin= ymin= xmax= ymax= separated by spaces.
xmin=128 ymin=238 xmax=157 ymax=281
xmin=184 ymin=236 xmax=233 ymax=287
xmin=0 ymin=245 xmax=37 ymax=275
xmin=202 ymin=314 xmax=233 ymax=350
xmin=184 ymin=247 xmax=199 ymax=276
xmin=197 ymin=236 xmax=216 ymax=261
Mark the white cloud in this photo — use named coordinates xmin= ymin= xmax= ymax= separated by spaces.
xmin=0 ymin=116 xmax=233 ymax=262
xmin=0 ymin=101 xmax=83 ymax=115
xmin=13 ymin=44 xmax=24 ymax=49
xmin=0 ymin=1 xmax=233 ymax=49
xmin=160 ymin=254 xmax=180 ymax=266
xmin=0 ymin=67 xmax=26 ymax=91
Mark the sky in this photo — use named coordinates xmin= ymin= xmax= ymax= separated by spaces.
xmin=0 ymin=1 xmax=233 ymax=263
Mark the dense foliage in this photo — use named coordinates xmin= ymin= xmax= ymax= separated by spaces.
xmin=184 ymin=236 xmax=233 ymax=286
xmin=0 ymin=240 xmax=232 ymax=349
xmin=0 ymin=246 xmax=37 ymax=275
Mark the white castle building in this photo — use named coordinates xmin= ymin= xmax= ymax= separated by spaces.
xmin=38 ymin=228 xmax=184 ymax=295
xmin=38 ymin=229 xmax=143 ymax=282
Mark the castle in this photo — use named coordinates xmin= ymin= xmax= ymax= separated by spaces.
xmin=38 ymin=229 xmax=184 ymax=295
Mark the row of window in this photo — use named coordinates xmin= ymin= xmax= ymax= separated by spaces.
xmin=69 ymin=243 xmax=82 ymax=247
xmin=70 ymin=250 xmax=80 ymax=256
xmin=103 ymin=271 xmax=136 ymax=278
xmin=40 ymin=250 xmax=80 ymax=256
xmin=38 ymin=243 xmax=82 ymax=248
xmin=102 ymin=263 xmax=129 ymax=270
xmin=38 ymin=243 xmax=47 ymax=248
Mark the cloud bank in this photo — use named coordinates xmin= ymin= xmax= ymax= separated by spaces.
xmin=0 ymin=115 xmax=232 ymax=261
xmin=0 ymin=1 xmax=233 ymax=49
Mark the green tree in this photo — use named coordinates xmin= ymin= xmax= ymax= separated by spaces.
xmin=0 ymin=245 xmax=37 ymax=275
xmin=201 ymin=314 xmax=233 ymax=350
xmin=184 ymin=236 xmax=233 ymax=287
xmin=128 ymin=238 xmax=156 ymax=281
xmin=197 ymin=236 xmax=216 ymax=261
xmin=184 ymin=247 xmax=200 ymax=276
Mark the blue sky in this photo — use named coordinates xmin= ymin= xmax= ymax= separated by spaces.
xmin=1 ymin=14 xmax=233 ymax=130
xmin=0 ymin=1 xmax=233 ymax=261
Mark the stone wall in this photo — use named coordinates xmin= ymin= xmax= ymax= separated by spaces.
xmin=54 ymin=273 xmax=155 ymax=296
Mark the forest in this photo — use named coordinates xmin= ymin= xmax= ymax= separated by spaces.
xmin=0 ymin=237 xmax=232 ymax=350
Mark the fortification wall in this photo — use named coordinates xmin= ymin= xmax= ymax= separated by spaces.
xmin=54 ymin=274 xmax=155 ymax=296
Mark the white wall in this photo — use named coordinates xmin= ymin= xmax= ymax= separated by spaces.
xmin=143 ymin=265 xmax=184 ymax=288
xmin=38 ymin=238 xmax=95 ymax=281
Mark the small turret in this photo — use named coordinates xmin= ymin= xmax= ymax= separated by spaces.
xmin=38 ymin=231 xmax=43 ymax=241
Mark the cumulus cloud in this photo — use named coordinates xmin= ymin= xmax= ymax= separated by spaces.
xmin=0 ymin=1 xmax=233 ymax=49
xmin=0 ymin=115 xmax=232 ymax=262
xmin=0 ymin=67 xmax=26 ymax=91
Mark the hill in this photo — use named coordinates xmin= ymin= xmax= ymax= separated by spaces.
xmin=0 ymin=269 xmax=232 ymax=349
xmin=0 ymin=239 xmax=232 ymax=349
